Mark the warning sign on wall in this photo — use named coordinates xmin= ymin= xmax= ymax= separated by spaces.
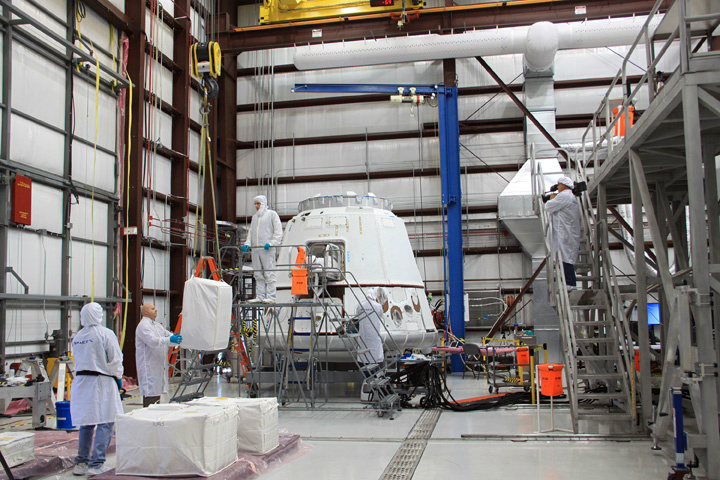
xmin=11 ymin=174 xmax=32 ymax=225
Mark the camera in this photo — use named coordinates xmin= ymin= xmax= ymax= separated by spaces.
xmin=541 ymin=180 xmax=587 ymax=203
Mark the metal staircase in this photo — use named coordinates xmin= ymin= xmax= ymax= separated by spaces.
xmin=535 ymin=162 xmax=637 ymax=433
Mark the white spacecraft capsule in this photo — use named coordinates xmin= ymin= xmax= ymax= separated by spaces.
xmin=258 ymin=194 xmax=439 ymax=361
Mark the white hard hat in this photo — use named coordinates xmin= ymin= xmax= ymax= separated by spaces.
xmin=556 ymin=176 xmax=574 ymax=189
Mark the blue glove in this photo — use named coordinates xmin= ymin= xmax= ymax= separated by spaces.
xmin=116 ymin=378 xmax=123 ymax=391
xmin=170 ymin=334 xmax=182 ymax=344
xmin=241 ymin=245 xmax=249 ymax=252
xmin=264 ymin=243 xmax=271 ymax=250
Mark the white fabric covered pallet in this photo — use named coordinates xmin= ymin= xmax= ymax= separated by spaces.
xmin=0 ymin=431 xmax=34 ymax=468
xmin=116 ymin=404 xmax=237 ymax=477
xmin=189 ymin=397 xmax=279 ymax=454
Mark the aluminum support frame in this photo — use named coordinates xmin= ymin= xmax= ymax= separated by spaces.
xmin=629 ymin=151 xmax=652 ymax=430
xmin=681 ymin=84 xmax=720 ymax=478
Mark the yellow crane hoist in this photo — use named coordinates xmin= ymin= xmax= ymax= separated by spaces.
xmin=191 ymin=41 xmax=222 ymax=100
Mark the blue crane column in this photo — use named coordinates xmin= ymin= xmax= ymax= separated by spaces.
xmin=438 ymin=86 xmax=465 ymax=373
xmin=293 ymin=84 xmax=465 ymax=372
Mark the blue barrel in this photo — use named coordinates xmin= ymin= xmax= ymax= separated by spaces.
xmin=55 ymin=401 xmax=75 ymax=429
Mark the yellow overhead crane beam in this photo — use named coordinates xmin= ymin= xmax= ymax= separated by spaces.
xmin=260 ymin=0 xmax=424 ymax=25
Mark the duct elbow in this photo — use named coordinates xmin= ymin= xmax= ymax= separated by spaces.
xmin=524 ymin=21 xmax=558 ymax=72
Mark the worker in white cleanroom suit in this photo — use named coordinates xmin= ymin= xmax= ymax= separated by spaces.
xmin=545 ymin=176 xmax=581 ymax=288
xmin=354 ymin=287 xmax=386 ymax=365
xmin=241 ymin=195 xmax=283 ymax=303
xmin=135 ymin=303 xmax=182 ymax=407
xmin=355 ymin=288 xmax=387 ymax=403
xmin=70 ymin=303 xmax=124 ymax=476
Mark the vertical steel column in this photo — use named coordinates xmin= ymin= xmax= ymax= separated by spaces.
xmin=630 ymin=150 xmax=652 ymax=429
xmin=216 ymin=5 xmax=238 ymax=223
xmin=169 ymin=1 xmax=191 ymax=328
xmin=59 ymin=0 xmax=75 ymax=348
xmin=682 ymin=85 xmax=720 ymax=478
xmin=123 ymin=1 xmax=147 ymax=378
xmin=702 ymin=142 xmax=720 ymax=405
xmin=0 ymin=7 xmax=12 ymax=371
xmin=438 ymin=86 xmax=465 ymax=372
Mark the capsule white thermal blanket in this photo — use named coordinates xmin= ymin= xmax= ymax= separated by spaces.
xmin=189 ymin=397 xmax=279 ymax=454
xmin=0 ymin=432 xmax=35 ymax=468
xmin=181 ymin=277 xmax=233 ymax=351
xmin=116 ymin=404 xmax=237 ymax=476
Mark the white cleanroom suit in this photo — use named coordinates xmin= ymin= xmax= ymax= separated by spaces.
xmin=70 ymin=303 xmax=124 ymax=426
xmin=354 ymin=288 xmax=386 ymax=364
xmin=135 ymin=316 xmax=173 ymax=397
xmin=545 ymin=187 xmax=580 ymax=265
xmin=244 ymin=195 xmax=283 ymax=301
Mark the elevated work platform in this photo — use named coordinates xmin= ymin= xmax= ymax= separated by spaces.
xmin=576 ymin=1 xmax=720 ymax=477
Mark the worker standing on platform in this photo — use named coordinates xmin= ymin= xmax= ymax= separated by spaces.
xmin=242 ymin=195 xmax=283 ymax=303
xmin=70 ymin=303 xmax=124 ymax=476
xmin=135 ymin=303 xmax=182 ymax=407
xmin=545 ymin=176 xmax=581 ymax=288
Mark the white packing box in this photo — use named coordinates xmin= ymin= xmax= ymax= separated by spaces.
xmin=116 ymin=404 xmax=237 ymax=477
xmin=0 ymin=432 xmax=34 ymax=468
xmin=189 ymin=397 xmax=279 ymax=454
xmin=181 ymin=277 xmax=233 ymax=351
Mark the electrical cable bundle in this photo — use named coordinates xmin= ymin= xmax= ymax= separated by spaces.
xmin=391 ymin=361 xmax=533 ymax=412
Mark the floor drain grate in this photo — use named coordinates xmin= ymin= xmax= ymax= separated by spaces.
xmin=379 ymin=409 xmax=441 ymax=480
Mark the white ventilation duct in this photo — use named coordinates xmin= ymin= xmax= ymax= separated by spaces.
xmin=293 ymin=16 xmax=662 ymax=71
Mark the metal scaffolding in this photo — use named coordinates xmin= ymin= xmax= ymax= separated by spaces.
xmin=573 ymin=1 xmax=720 ymax=476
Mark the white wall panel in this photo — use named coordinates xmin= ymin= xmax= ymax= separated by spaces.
xmin=6 ymin=230 xmax=63 ymax=295
xmin=69 ymin=242 xmax=108 ymax=297
xmin=142 ymin=247 xmax=169 ymax=291
xmin=10 ymin=113 xmax=64 ymax=175
xmin=76 ymin=5 xmax=120 ymax=71
xmin=188 ymin=129 xmax=201 ymax=165
xmin=11 ymin=43 xmax=66 ymax=128
xmin=73 ymin=81 xmax=118 ymax=150
xmin=143 ymin=108 xmax=173 ymax=147
xmin=190 ymin=8 xmax=206 ymax=42
xmin=71 ymin=142 xmax=117 ymax=193
xmin=5 ymin=308 xmax=61 ymax=345
xmin=107 ymin=0 xmax=125 ymax=13
xmin=145 ymin=10 xmax=174 ymax=60
xmin=237 ymin=171 xmax=513 ymax=216
xmin=144 ymin=55 xmax=174 ymax=104
xmin=143 ymin=199 xmax=170 ymax=243
xmin=190 ymin=91 xmax=203 ymax=124
xmin=71 ymin=197 xmax=109 ymax=242
xmin=13 ymin=0 xmax=67 ymax=55
xmin=189 ymin=170 xmax=199 ymax=205
xmin=31 ymin=183 xmax=64 ymax=234
xmin=144 ymin=154 xmax=172 ymax=195
xmin=417 ymin=253 xmax=527 ymax=291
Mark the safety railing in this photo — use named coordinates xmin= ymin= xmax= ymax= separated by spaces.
xmin=533 ymin=161 xmax=580 ymax=430
xmin=578 ymin=0 xmax=719 ymax=174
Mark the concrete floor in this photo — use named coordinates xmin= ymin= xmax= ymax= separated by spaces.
xmin=1 ymin=373 xmax=679 ymax=479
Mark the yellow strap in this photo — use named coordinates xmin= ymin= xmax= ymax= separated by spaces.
xmin=88 ymin=41 xmax=100 ymax=303
xmin=75 ymin=5 xmax=83 ymax=73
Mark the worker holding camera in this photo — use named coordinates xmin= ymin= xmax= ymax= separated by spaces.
xmin=544 ymin=176 xmax=581 ymax=289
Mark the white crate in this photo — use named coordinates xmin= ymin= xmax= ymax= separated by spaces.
xmin=116 ymin=405 xmax=237 ymax=476
xmin=181 ymin=277 xmax=233 ymax=351
xmin=0 ymin=432 xmax=34 ymax=468
xmin=189 ymin=397 xmax=279 ymax=454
